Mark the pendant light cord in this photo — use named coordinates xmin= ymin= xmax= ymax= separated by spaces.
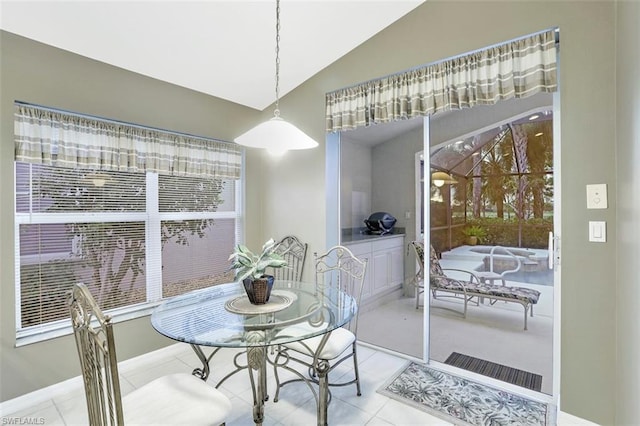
xmin=234 ymin=0 xmax=317 ymax=151
xmin=274 ymin=0 xmax=281 ymax=118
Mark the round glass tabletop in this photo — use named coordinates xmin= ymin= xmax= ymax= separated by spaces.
xmin=151 ymin=280 xmax=356 ymax=348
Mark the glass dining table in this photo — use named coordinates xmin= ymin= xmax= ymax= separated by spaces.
xmin=151 ymin=279 xmax=357 ymax=426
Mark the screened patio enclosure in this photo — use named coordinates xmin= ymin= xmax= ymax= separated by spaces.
xmin=429 ymin=108 xmax=554 ymax=253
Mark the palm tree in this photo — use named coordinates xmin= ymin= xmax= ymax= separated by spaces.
xmin=481 ymin=131 xmax=515 ymax=218
xmin=524 ymin=121 xmax=553 ymax=218
xmin=509 ymin=123 xmax=530 ymax=220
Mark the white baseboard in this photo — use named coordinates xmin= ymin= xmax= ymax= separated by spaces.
xmin=0 ymin=343 xmax=184 ymax=417
xmin=0 ymin=375 xmax=83 ymax=417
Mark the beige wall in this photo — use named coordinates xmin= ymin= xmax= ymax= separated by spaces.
xmin=1 ymin=1 xmax=634 ymax=424
xmin=256 ymin=2 xmax=619 ymax=424
xmin=371 ymin=127 xmax=423 ymax=289
xmin=371 ymin=127 xmax=423 ymax=239
xmin=615 ymin=0 xmax=640 ymax=424
xmin=339 ymin=139 xmax=373 ymax=230
xmin=0 ymin=30 xmax=263 ymax=401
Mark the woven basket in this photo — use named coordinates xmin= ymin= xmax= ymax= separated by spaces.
xmin=242 ymin=275 xmax=275 ymax=304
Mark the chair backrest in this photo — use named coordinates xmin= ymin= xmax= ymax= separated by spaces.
xmin=428 ymin=244 xmax=446 ymax=277
xmin=314 ymin=245 xmax=367 ymax=334
xmin=69 ymin=283 xmax=124 ymax=426
xmin=429 ymin=246 xmax=457 ymax=288
xmin=429 ymin=245 xmax=466 ymax=289
xmin=410 ymin=241 xmax=425 ymax=279
xmin=271 ymin=235 xmax=308 ymax=282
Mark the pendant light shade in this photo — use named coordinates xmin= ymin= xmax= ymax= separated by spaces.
xmin=234 ymin=0 xmax=318 ymax=156
xmin=235 ymin=115 xmax=318 ymax=156
xmin=431 ymin=171 xmax=457 ymax=187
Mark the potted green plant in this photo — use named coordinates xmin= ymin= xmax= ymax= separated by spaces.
xmin=462 ymin=225 xmax=487 ymax=246
xmin=228 ymin=238 xmax=288 ymax=304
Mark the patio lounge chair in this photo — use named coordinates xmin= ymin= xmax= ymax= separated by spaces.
xmin=411 ymin=241 xmax=481 ymax=310
xmin=409 ymin=241 xmax=425 ymax=309
xmin=429 ymin=245 xmax=541 ymax=330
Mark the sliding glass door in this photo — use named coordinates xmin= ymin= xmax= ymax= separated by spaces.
xmin=425 ymin=96 xmax=559 ymax=398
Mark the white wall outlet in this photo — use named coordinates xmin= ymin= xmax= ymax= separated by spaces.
xmin=586 ymin=184 xmax=607 ymax=209
xmin=589 ymin=221 xmax=606 ymax=242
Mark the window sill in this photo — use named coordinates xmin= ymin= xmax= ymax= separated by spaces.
xmin=15 ymin=302 xmax=161 ymax=347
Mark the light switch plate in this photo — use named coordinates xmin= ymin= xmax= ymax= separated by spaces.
xmin=589 ymin=221 xmax=606 ymax=242
xmin=586 ymin=184 xmax=607 ymax=209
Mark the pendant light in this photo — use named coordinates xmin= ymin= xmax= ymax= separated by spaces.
xmin=431 ymin=171 xmax=457 ymax=187
xmin=234 ymin=0 xmax=318 ymax=156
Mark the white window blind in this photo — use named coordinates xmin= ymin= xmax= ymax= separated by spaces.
xmin=158 ymin=173 xmax=237 ymax=299
xmin=15 ymin=163 xmax=240 ymax=341
xmin=14 ymin=104 xmax=243 ymax=343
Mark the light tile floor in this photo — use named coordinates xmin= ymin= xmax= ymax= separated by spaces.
xmin=0 ymin=342 xmax=598 ymax=425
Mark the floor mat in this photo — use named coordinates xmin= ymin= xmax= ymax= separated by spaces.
xmin=377 ymin=361 xmax=551 ymax=426
xmin=444 ymin=352 xmax=542 ymax=392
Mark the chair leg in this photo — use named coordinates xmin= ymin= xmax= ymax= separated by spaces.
xmin=463 ymin=296 xmax=468 ymax=318
xmin=352 ymin=342 xmax=362 ymax=397
xmin=272 ymin=348 xmax=283 ymax=403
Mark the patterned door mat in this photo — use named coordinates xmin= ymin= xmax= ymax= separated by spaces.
xmin=444 ymin=352 xmax=543 ymax=392
xmin=378 ymin=361 xmax=552 ymax=426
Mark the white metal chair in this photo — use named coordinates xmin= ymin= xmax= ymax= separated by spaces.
xmin=272 ymin=245 xmax=368 ymax=409
xmin=68 ymin=283 xmax=232 ymax=426
xmin=271 ymin=235 xmax=308 ymax=282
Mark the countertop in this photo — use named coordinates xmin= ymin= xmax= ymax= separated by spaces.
xmin=341 ymin=227 xmax=405 ymax=244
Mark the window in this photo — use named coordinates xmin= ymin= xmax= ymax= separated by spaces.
xmin=14 ymin=104 xmax=242 ymax=344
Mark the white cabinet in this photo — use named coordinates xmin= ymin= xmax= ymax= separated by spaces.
xmin=389 ymin=243 xmax=405 ymax=286
xmin=372 ymin=250 xmax=389 ymax=295
xmin=344 ymin=235 xmax=404 ymax=305
xmin=344 ymin=241 xmax=373 ymax=302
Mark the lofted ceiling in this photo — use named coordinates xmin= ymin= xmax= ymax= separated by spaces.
xmin=0 ymin=0 xmax=425 ymax=111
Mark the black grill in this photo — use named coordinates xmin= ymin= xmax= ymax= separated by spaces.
xmin=364 ymin=212 xmax=397 ymax=235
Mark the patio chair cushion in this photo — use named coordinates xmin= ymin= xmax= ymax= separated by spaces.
xmin=487 ymin=286 xmax=540 ymax=304
xmin=431 ymin=272 xmax=540 ymax=304
xmin=281 ymin=325 xmax=355 ymax=360
xmin=429 ymin=245 xmax=444 ymax=276
xmin=428 ymin=245 xmax=541 ymax=330
xmin=429 ymin=245 xmax=540 ymax=305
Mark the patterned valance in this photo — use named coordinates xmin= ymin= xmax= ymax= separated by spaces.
xmin=326 ymin=29 xmax=558 ymax=132
xmin=14 ymin=104 xmax=242 ymax=180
